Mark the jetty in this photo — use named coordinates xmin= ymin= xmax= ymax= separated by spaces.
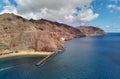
xmin=35 ymin=50 xmax=64 ymax=66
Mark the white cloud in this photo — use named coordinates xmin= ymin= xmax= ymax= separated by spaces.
xmin=107 ymin=4 xmax=120 ymax=11
xmin=105 ymin=25 xmax=111 ymax=28
xmin=0 ymin=0 xmax=15 ymax=15
xmin=0 ymin=0 xmax=99 ymax=25
xmin=64 ymin=15 xmax=74 ymax=23
xmin=4 ymin=0 xmax=10 ymax=5
xmin=15 ymin=0 xmax=93 ymax=11
xmin=0 ymin=0 xmax=18 ymax=15
xmin=59 ymin=8 xmax=99 ymax=24
xmin=0 ymin=6 xmax=17 ymax=15
xmin=77 ymin=9 xmax=99 ymax=22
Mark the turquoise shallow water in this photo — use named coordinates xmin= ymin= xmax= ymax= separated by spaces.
xmin=0 ymin=33 xmax=120 ymax=79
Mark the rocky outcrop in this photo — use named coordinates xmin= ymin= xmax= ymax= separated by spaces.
xmin=77 ymin=26 xmax=106 ymax=36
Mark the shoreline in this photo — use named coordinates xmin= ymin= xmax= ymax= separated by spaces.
xmin=0 ymin=51 xmax=52 ymax=59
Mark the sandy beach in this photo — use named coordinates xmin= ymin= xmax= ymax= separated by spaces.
xmin=0 ymin=50 xmax=52 ymax=59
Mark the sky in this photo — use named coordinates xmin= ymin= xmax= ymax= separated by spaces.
xmin=0 ymin=0 xmax=120 ymax=32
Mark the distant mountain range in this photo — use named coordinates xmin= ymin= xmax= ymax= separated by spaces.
xmin=0 ymin=13 xmax=106 ymax=53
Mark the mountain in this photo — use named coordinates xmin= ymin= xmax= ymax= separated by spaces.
xmin=0 ymin=13 xmax=105 ymax=53
xmin=30 ymin=19 xmax=85 ymax=40
xmin=77 ymin=26 xmax=106 ymax=36
xmin=0 ymin=13 xmax=64 ymax=52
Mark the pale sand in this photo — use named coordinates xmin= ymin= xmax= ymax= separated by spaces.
xmin=0 ymin=51 xmax=52 ymax=59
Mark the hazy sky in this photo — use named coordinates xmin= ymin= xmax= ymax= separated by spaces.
xmin=0 ymin=0 xmax=120 ymax=32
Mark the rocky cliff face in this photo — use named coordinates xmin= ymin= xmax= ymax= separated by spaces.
xmin=0 ymin=13 xmax=105 ymax=53
xmin=30 ymin=19 xmax=85 ymax=40
xmin=0 ymin=13 xmax=64 ymax=52
xmin=77 ymin=26 xmax=106 ymax=36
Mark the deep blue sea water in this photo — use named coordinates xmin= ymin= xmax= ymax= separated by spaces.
xmin=0 ymin=33 xmax=120 ymax=79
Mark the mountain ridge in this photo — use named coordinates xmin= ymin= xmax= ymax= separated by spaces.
xmin=0 ymin=13 xmax=106 ymax=53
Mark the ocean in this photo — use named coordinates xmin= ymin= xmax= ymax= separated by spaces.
xmin=0 ymin=33 xmax=120 ymax=79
